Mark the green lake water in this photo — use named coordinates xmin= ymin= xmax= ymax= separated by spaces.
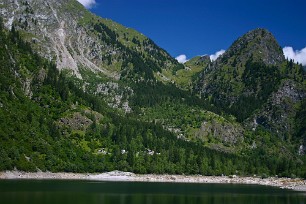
xmin=0 ymin=180 xmax=305 ymax=204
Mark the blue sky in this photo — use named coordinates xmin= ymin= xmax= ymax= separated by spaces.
xmin=77 ymin=0 xmax=306 ymax=65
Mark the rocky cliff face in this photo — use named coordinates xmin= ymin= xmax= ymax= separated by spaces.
xmin=0 ymin=0 xmax=179 ymax=80
xmin=1 ymin=0 xmax=90 ymax=78
xmin=247 ymin=80 xmax=305 ymax=139
xmin=196 ymin=119 xmax=244 ymax=145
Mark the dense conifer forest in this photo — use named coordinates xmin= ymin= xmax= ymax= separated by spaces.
xmin=1 ymin=19 xmax=305 ymax=178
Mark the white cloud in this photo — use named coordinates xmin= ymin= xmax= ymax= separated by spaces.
xmin=210 ymin=49 xmax=225 ymax=61
xmin=77 ymin=0 xmax=96 ymax=9
xmin=175 ymin=54 xmax=188 ymax=64
xmin=283 ymin=46 xmax=306 ymax=66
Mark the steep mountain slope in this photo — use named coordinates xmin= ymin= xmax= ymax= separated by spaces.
xmin=0 ymin=1 xmax=305 ymax=177
xmin=0 ymin=24 xmax=229 ymax=173
xmin=0 ymin=1 xmax=241 ymax=147
xmin=247 ymin=79 xmax=305 ymax=139
xmin=195 ymin=28 xmax=305 ymax=122
xmin=0 ymin=0 xmax=182 ymax=80
xmin=2 ymin=24 xmax=292 ymax=176
xmin=195 ymin=28 xmax=306 ymax=156
xmin=0 ymin=0 xmax=186 ymax=113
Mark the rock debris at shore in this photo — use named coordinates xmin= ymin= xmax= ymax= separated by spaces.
xmin=1 ymin=170 xmax=305 ymax=192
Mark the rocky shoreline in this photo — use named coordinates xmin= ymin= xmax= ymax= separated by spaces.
xmin=1 ymin=170 xmax=306 ymax=192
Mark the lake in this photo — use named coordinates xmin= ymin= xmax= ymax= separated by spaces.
xmin=0 ymin=180 xmax=305 ymax=204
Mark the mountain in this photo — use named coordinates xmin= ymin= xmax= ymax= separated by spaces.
xmin=0 ymin=1 xmax=305 ymax=177
xmin=0 ymin=0 xmax=185 ymax=113
xmin=0 ymin=0 xmax=182 ymax=80
xmin=0 ymin=23 xmax=219 ymax=173
xmin=195 ymin=28 xmax=306 ymax=158
xmin=195 ymin=28 xmax=304 ymax=122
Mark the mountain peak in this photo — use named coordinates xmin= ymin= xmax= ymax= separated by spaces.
xmin=218 ymin=28 xmax=285 ymax=66
xmin=195 ymin=29 xmax=292 ymax=122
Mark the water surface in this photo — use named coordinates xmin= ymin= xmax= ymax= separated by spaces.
xmin=0 ymin=180 xmax=305 ymax=204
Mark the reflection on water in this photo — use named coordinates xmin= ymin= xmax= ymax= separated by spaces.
xmin=0 ymin=180 xmax=305 ymax=204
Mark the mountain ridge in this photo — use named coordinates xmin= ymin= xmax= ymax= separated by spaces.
xmin=0 ymin=0 xmax=182 ymax=81
xmin=0 ymin=0 xmax=305 ymax=177
xmin=195 ymin=28 xmax=304 ymax=122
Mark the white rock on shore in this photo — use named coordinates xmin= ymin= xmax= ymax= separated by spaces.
xmin=0 ymin=170 xmax=305 ymax=192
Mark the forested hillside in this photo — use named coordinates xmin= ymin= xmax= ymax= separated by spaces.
xmin=1 ymin=19 xmax=305 ymax=177
xmin=195 ymin=29 xmax=306 ymax=153
xmin=0 ymin=0 xmax=306 ymax=179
